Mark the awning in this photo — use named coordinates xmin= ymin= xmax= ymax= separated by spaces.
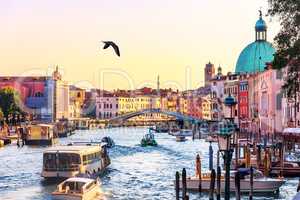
xmin=282 ymin=128 xmax=300 ymax=142
xmin=283 ymin=128 xmax=300 ymax=136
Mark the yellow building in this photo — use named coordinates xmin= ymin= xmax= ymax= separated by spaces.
xmin=201 ymin=94 xmax=212 ymax=120
xmin=69 ymin=86 xmax=86 ymax=118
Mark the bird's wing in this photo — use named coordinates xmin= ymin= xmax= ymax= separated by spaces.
xmin=111 ymin=43 xmax=120 ymax=57
xmin=103 ymin=42 xmax=110 ymax=49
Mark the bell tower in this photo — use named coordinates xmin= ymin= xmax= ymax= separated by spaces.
xmin=255 ymin=10 xmax=267 ymax=41
xmin=204 ymin=62 xmax=215 ymax=86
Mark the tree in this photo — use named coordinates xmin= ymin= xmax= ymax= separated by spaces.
xmin=268 ymin=0 xmax=300 ymax=126
xmin=0 ymin=108 xmax=3 ymax=121
xmin=0 ymin=87 xmax=23 ymax=124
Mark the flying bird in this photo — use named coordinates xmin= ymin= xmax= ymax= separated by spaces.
xmin=102 ymin=41 xmax=120 ymax=57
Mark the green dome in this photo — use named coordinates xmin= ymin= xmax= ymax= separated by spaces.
xmin=255 ymin=18 xmax=267 ymax=31
xmin=235 ymin=41 xmax=275 ymax=73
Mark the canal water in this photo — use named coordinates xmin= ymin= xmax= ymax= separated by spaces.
xmin=0 ymin=127 xmax=298 ymax=200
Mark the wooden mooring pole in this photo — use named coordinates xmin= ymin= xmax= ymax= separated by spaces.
xmin=209 ymin=169 xmax=216 ymax=200
xmin=175 ymin=171 xmax=180 ymax=200
xmin=182 ymin=168 xmax=187 ymax=200
xmin=209 ymin=142 xmax=213 ymax=170
xmin=235 ymin=171 xmax=241 ymax=200
xmin=216 ymin=166 xmax=221 ymax=200
xmin=249 ymin=166 xmax=254 ymax=200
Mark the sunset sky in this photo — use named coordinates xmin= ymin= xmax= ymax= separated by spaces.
xmin=0 ymin=0 xmax=280 ymax=91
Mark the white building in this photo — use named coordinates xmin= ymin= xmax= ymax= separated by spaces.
xmin=96 ymin=95 xmax=162 ymax=120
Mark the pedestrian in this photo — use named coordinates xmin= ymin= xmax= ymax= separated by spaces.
xmin=16 ymin=126 xmax=20 ymax=148
xmin=19 ymin=126 xmax=25 ymax=147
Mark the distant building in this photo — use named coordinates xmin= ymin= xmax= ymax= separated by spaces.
xmin=238 ymin=75 xmax=250 ymax=132
xmin=96 ymin=95 xmax=162 ymax=120
xmin=201 ymin=94 xmax=211 ymax=120
xmin=204 ymin=62 xmax=215 ymax=86
xmin=69 ymin=85 xmax=86 ymax=118
xmin=0 ymin=66 xmax=69 ymax=122
xmin=223 ymin=73 xmax=239 ymax=124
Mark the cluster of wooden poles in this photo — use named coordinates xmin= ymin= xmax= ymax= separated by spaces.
xmin=175 ymin=154 xmax=256 ymax=200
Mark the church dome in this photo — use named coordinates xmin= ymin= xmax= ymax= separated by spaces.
xmin=235 ymin=41 xmax=275 ymax=73
xmin=255 ymin=18 xmax=267 ymax=31
xmin=235 ymin=11 xmax=275 ymax=73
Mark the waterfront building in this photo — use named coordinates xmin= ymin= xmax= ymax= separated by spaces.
xmin=223 ymin=73 xmax=239 ymax=123
xmin=163 ymin=91 xmax=180 ymax=113
xmin=210 ymin=67 xmax=226 ymax=121
xmin=238 ymin=74 xmax=250 ymax=132
xmin=179 ymin=96 xmax=188 ymax=115
xmin=186 ymin=92 xmax=202 ymax=119
xmin=69 ymin=85 xmax=86 ymax=118
xmin=250 ymin=65 xmax=284 ymax=136
xmin=96 ymin=96 xmax=118 ymax=119
xmin=201 ymin=94 xmax=212 ymax=120
xmin=0 ymin=67 xmax=69 ymax=122
xmin=53 ymin=68 xmax=69 ymax=120
xmin=96 ymin=94 xmax=163 ymax=120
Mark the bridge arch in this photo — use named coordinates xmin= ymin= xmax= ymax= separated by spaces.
xmin=108 ymin=108 xmax=210 ymax=124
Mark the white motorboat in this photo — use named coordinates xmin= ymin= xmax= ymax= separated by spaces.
xmin=52 ymin=177 xmax=103 ymax=200
xmin=176 ymin=136 xmax=187 ymax=142
xmin=170 ymin=129 xmax=193 ymax=137
xmin=177 ymin=168 xmax=285 ymax=194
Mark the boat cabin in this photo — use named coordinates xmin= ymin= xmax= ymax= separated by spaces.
xmin=26 ymin=124 xmax=58 ymax=145
xmin=52 ymin=177 xmax=101 ymax=200
xmin=42 ymin=144 xmax=110 ymax=179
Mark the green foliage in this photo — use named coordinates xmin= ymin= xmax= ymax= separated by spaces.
xmin=0 ymin=108 xmax=3 ymax=121
xmin=0 ymin=87 xmax=23 ymax=120
xmin=268 ymin=0 xmax=300 ymax=99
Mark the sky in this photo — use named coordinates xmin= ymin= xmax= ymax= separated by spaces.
xmin=0 ymin=0 xmax=280 ymax=91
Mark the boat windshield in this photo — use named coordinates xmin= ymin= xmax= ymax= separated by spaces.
xmin=232 ymin=168 xmax=264 ymax=179
xmin=44 ymin=153 xmax=81 ymax=171
xmin=145 ymin=134 xmax=154 ymax=140
xmin=62 ymin=181 xmax=85 ymax=192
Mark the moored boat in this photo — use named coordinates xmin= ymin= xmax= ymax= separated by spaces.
xmin=52 ymin=177 xmax=103 ymax=200
xmin=26 ymin=124 xmax=58 ymax=146
xmin=177 ymin=168 xmax=285 ymax=194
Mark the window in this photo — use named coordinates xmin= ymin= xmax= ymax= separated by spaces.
xmin=276 ymin=93 xmax=282 ymax=110
xmin=35 ymin=92 xmax=44 ymax=97
xmin=276 ymin=70 xmax=283 ymax=79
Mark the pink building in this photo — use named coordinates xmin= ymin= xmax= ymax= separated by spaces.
xmin=250 ymin=66 xmax=284 ymax=136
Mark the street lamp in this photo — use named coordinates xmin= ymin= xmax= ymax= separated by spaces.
xmin=217 ymin=119 xmax=235 ymax=200
xmin=224 ymin=93 xmax=237 ymax=122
